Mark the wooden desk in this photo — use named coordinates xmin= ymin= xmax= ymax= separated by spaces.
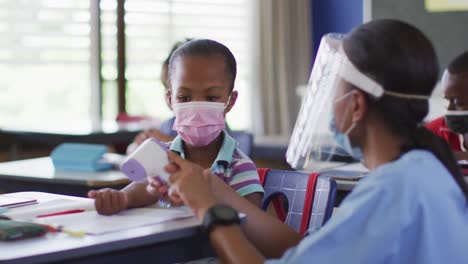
xmin=0 ymin=158 xmax=129 ymax=196
xmin=0 ymin=192 xmax=213 ymax=264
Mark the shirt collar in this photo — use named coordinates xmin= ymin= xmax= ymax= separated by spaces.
xmin=169 ymin=130 xmax=237 ymax=163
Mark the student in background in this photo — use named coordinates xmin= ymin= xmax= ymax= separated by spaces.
xmin=126 ymin=39 xmax=192 ymax=153
xmin=90 ymin=39 xmax=263 ymax=215
xmin=426 ymin=51 xmax=468 ymax=160
xmin=157 ymin=20 xmax=468 ymax=263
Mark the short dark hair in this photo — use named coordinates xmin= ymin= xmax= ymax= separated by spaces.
xmin=163 ymin=38 xmax=193 ymax=66
xmin=448 ymin=50 xmax=468 ymax=75
xmin=168 ymin=39 xmax=237 ymax=90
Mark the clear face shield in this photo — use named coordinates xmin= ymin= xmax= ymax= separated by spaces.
xmin=286 ymin=33 xmax=345 ymax=171
xmin=286 ymin=33 xmax=428 ymax=171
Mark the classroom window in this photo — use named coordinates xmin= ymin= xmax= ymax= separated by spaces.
xmin=110 ymin=0 xmax=254 ymax=131
xmin=0 ymin=0 xmax=92 ymax=127
xmin=0 ymin=0 xmax=253 ymax=131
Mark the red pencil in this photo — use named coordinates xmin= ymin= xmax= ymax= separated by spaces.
xmin=36 ymin=209 xmax=85 ymax=218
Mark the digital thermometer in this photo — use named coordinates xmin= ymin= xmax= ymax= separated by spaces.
xmin=120 ymin=138 xmax=170 ymax=184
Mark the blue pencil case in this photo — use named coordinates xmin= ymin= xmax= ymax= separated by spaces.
xmin=51 ymin=143 xmax=113 ymax=172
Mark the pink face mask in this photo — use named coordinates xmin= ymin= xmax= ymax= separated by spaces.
xmin=172 ymin=101 xmax=226 ymax=147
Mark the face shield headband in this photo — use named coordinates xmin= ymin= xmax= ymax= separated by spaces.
xmin=286 ymin=33 xmax=430 ymax=171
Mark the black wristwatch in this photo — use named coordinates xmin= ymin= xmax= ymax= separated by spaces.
xmin=202 ymin=204 xmax=240 ymax=233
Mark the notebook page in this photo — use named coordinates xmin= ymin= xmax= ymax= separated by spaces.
xmin=0 ymin=196 xmax=37 ymax=208
xmin=5 ymin=199 xmax=95 ymax=220
xmin=34 ymin=207 xmax=194 ymax=235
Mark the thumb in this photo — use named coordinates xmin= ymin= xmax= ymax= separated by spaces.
xmin=168 ymin=185 xmax=183 ymax=204
xmin=88 ymin=190 xmax=97 ymax=198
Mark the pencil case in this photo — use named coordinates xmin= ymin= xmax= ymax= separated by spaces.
xmin=51 ymin=143 xmax=113 ymax=172
xmin=0 ymin=219 xmax=48 ymax=241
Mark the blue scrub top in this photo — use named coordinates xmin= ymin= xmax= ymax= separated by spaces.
xmin=267 ymin=150 xmax=468 ymax=264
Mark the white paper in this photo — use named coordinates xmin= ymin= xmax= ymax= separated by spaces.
xmin=34 ymin=207 xmax=194 ymax=235
xmin=0 ymin=195 xmax=37 ymax=208
xmin=4 ymin=198 xmax=95 ymax=220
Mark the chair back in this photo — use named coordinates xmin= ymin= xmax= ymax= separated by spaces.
xmin=230 ymin=131 xmax=254 ymax=156
xmin=307 ymin=175 xmax=337 ymax=233
xmin=260 ymin=169 xmax=336 ymax=235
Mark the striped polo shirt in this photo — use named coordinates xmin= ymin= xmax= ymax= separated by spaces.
xmin=168 ymin=130 xmax=264 ymax=197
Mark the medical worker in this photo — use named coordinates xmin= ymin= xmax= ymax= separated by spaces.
xmin=152 ymin=19 xmax=468 ymax=263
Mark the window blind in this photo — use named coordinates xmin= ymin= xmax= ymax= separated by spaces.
xmin=118 ymin=0 xmax=253 ymax=130
xmin=0 ymin=0 xmax=92 ymax=126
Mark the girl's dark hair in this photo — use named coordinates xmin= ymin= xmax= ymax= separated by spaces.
xmin=168 ymin=39 xmax=237 ymax=91
xmin=343 ymin=19 xmax=468 ymax=202
xmin=163 ymin=38 xmax=193 ymax=66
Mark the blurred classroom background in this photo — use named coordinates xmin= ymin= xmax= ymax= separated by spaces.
xmin=0 ymin=0 xmax=467 ymax=167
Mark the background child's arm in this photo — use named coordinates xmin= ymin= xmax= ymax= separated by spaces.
xmin=127 ymin=130 xmax=174 ymax=154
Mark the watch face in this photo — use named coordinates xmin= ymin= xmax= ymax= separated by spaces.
xmin=203 ymin=204 xmax=240 ymax=232
xmin=214 ymin=205 xmax=238 ymax=220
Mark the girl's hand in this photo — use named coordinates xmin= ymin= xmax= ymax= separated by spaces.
xmin=88 ymin=188 xmax=129 ymax=215
xmin=146 ymin=176 xmax=169 ymax=196
xmin=165 ymin=151 xmax=218 ymax=219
